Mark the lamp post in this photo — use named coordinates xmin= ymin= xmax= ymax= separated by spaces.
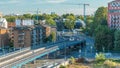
xmin=63 ymin=42 xmax=67 ymax=66
xmin=91 ymin=46 xmax=93 ymax=54
xmin=102 ymin=46 xmax=105 ymax=53
xmin=79 ymin=49 xmax=81 ymax=58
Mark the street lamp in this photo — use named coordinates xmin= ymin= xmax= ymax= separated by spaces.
xmin=79 ymin=49 xmax=81 ymax=58
xmin=63 ymin=42 xmax=67 ymax=66
xmin=91 ymin=46 xmax=93 ymax=54
xmin=102 ymin=46 xmax=105 ymax=53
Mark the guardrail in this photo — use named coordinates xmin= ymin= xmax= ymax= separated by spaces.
xmin=2 ymin=46 xmax=59 ymax=68
xmin=0 ymin=47 xmax=30 ymax=60
xmin=1 ymin=40 xmax=83 ymax=68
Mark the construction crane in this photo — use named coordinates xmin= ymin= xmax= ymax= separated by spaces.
xmin=27 ymin=8 xmax=41 ymax=24
xmin=63 ymin=3 xmax=89 ymax=23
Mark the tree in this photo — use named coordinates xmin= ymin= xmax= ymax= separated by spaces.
xmin=95 ymin=25 xmax=114 ymax=52
xmin=23 ymin=13 xmax=32 ymax=19
xmin=94 ymin=7 xmax=108 ymax=25
xmin=114 ymin=30 xmax=120 ymax=51
xmin=46 ymin=18 xmax=56 ymax=26
xmin=4 ymin=16 xmax=16 ymax=22
xmin=51 ymin=32 xmax=56 ymax=42
xmin=64 ymin=19 xmax=75 ymax=30
xmin=85 ymin=7 xmax=108 ymax=36
xmin=64 ymin=15 xmax=75 ymax=30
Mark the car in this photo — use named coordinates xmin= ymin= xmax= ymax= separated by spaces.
xmin=69 ymin=37 xmax=74 ymax=41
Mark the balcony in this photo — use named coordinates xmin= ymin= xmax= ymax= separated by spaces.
xmin=18 ymin=33 xmax=25 ymax=36
xmin=18 ymin=37 xmax=24 ymax=40
xmin=19 ymin=42 xmax=24 ymax=45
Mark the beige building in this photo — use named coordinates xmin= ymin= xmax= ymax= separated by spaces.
xmin=0 ymin=12 xmax=2 ymax=18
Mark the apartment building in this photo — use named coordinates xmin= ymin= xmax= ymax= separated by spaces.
xmin=0 ymin=18 xmax=8 ymax=28
xmin=0 ymin=12 xmax=2 ymax=18
xmin=108 ymin=0 xmax=120 ymax=29
xmin=0 ymin=27 xmax=9 ymax=48
xmin=41 ymin=24 xmax=51 ymax=39
xmin=13 ymin=26 xmax=42 ymax=49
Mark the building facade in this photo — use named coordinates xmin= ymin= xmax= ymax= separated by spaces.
xmin=0 ymin=28 xmax=9 ymax=48
xmin=0 ymin=12 xmax=2 ymax=18
xmin=108 ymin=0 xmax=120 ymax=29
xmin=41 ymin=25 xmax=51 ymax=39
xmin=0 ymin=18 xmax=8 ymax=28
xmin=13 ymin=26 xmax=42 ymax=49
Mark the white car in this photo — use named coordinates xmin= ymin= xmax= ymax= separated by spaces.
xmin=69 ymin=37 xmax=74 ymax=41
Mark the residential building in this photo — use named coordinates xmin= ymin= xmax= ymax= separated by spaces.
xmin=0 ymin=27 xmax=9 ymax=48
xmin=8 ymin=22 xmax=16 ymax=28
xmin=15 ymin=19 xmax=34 ymax=26
xmin=13 ymin=26 xmax=42 ymax=49
xmin=8 ymin=22 xmax=16 ymax=42
xmin=108 ymin=0 xmax=120 ymax=29
xmin=41 ymin=24 xmax=51 ymax=39
xmin=0 ymin=12 xmax=2 ymax=18
xmin=0 ymin=18 xmax=8 ymax=28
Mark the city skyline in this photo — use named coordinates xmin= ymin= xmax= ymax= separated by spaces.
xmin=0 ymin=0 xmax=113 ymax=15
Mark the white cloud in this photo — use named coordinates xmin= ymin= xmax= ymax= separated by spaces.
xmin=47 ymin=0 xmax=66 ymax=3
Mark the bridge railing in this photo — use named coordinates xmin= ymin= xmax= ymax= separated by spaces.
xmin=0 ymin=47 xmax=30 ymax=59
xmin=2 ymin=46 xmax=59 ymax=68
xmin=1 ymin=40 xmax=83 ymax=68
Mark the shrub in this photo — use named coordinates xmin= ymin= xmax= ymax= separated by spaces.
xmin=104 ymin=60 xmax=117 ymax=67
xmin=95 ymin=53 xmax=105 ymax=61
xmin=69 ymin=57 xmax=76 ymax=64
xmin=59 ymin=65 xmax=66 ymax=68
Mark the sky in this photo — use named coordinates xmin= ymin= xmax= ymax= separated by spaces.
xmin=0 ymin=0 xmax=113 ymax=15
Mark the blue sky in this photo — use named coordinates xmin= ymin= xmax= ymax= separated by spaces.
xmin=0 ymin=0 xmax=113 ymax=15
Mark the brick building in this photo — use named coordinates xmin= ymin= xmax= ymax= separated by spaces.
xmin=41 ymin=25 xmax=51 ymax=38
xmin=13 ymin=26 xmax=42 ymax=49
xmin=0 ymin=27 xmax=9 ymax=48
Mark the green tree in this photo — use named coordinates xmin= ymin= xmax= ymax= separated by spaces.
xmin=85 ymin=7 xmax=108 ymax=36
xmin=64 ymin=19 xmax=75 ymax=30
xmin=94 ymin=7 xmax=108 ymax=25
xmin=23 ymin=13 xmax=32 ymax=19
xmin=46 ymin=19 xmax=56 ymax=26
xmin=114 ymin=30 xmax=120 ymax=51
xmin=4 ymin=16 xmax=16 ymax=22
xmin=64 ymin=15 xmax=75 ymax=30
xmin=51 ymin=32 xmax=56 ymax=42
xmin=95 ymin=25 xmax=114 ymax=52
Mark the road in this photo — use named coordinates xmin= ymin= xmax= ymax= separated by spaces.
xmin=0 ymin=39 xmax=83 ymax=68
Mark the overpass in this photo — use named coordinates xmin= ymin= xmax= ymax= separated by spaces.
xmin=0 ymin=40 xmax=85 ymax=68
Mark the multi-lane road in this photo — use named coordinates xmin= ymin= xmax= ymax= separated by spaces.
xmin=0 ymin=39 xmax=83 ymax=68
